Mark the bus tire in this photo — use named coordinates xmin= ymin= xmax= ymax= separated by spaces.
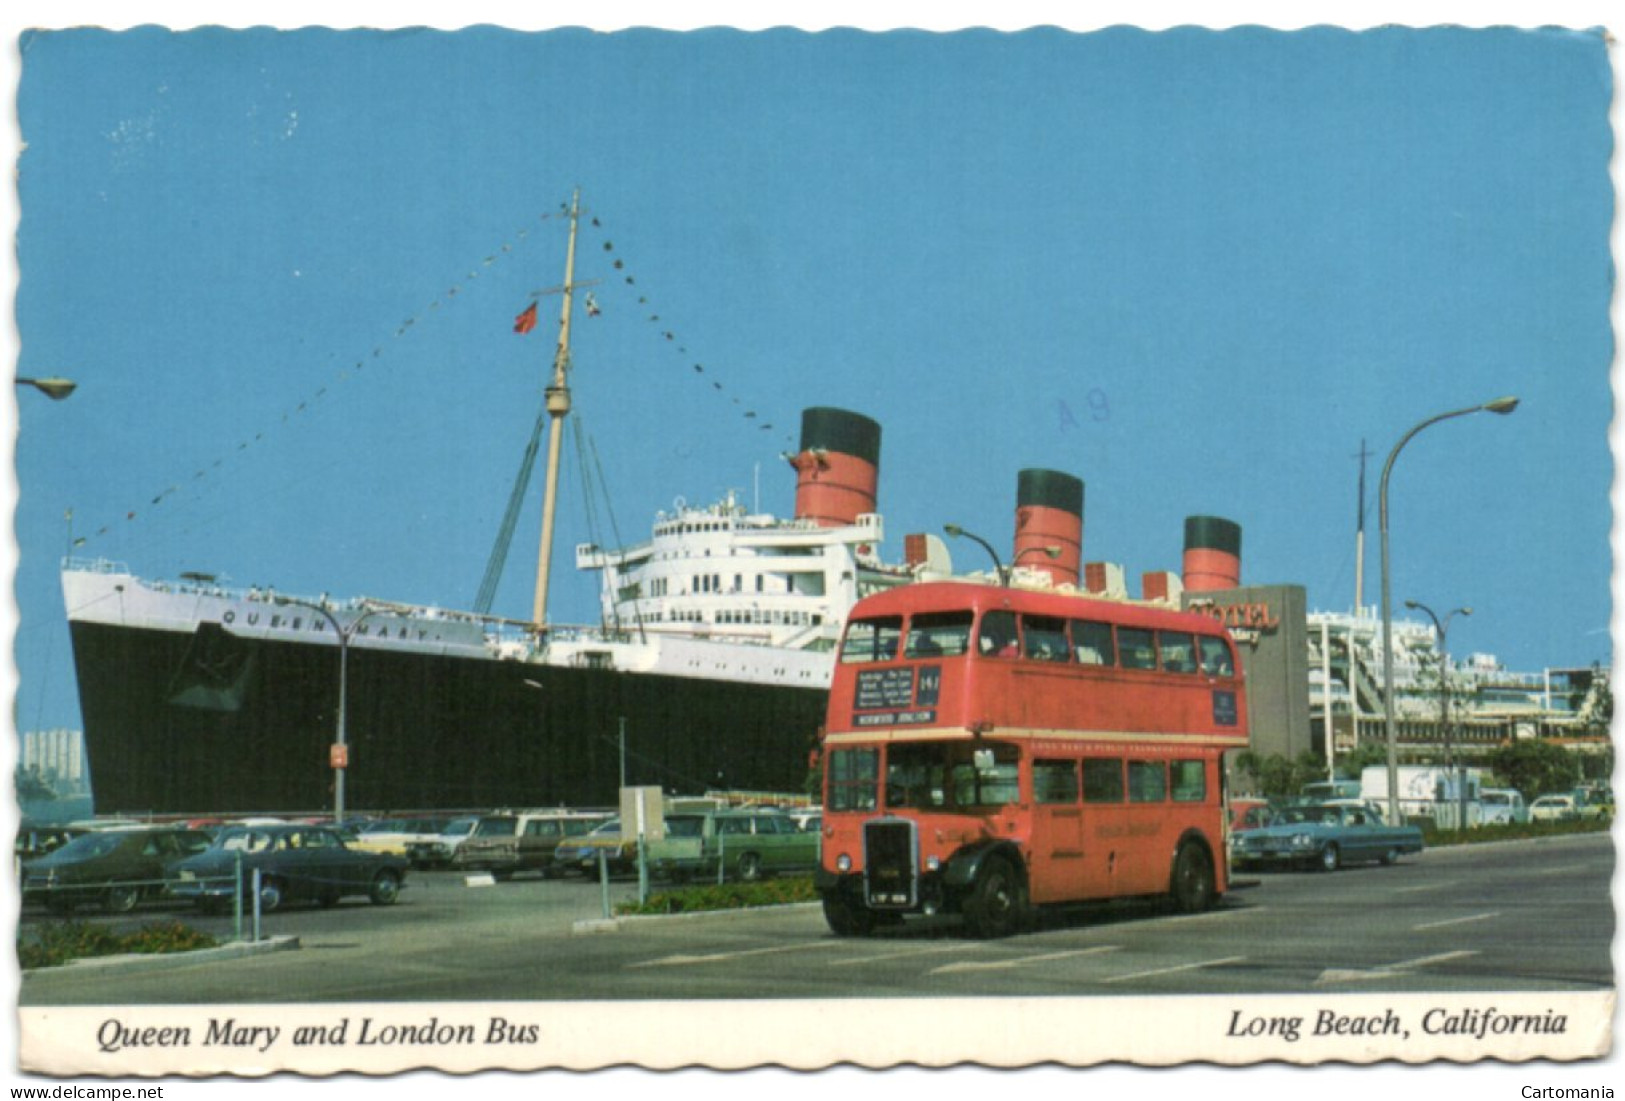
xmin=962 ymin=857 xmax=1027 ymax=939
xmin=1170 ymin=843 xmax=1215 ymax=914
xmin=822 ymin=893 xmax=876 ymax=937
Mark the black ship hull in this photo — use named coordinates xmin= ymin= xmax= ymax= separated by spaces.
xmin=68 ymin=620 xmax=828 ymax=815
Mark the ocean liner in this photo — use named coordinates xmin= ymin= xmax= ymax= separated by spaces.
xmin=61 ymin=194 xmax=922 ymax=815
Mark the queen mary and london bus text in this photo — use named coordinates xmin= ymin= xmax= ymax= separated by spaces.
xmin=816 ymin=581 xmax=1248 ymax=938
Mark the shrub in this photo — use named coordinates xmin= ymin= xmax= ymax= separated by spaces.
xmin=615 ymin=875 xmax=818 ymax=916
xmin=18 ymin=919 xmax=219 ymax=970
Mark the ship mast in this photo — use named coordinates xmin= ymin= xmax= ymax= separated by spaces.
xmin=532 ymin=188 xmax=582 ymax=627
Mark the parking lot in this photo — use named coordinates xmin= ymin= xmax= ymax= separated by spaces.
xmin=17 ymin=831 xmax=1615 ymax=1005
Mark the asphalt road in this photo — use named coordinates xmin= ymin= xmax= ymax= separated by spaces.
xmin=18 ymin=831 xmax=1613 ymax=1004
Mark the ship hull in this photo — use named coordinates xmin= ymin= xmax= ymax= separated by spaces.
xmin=67 ymin=618 xmax=828 ymax=815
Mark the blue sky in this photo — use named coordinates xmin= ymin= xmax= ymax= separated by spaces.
xmin=7 ymin=20 xmax=1615 ymax=738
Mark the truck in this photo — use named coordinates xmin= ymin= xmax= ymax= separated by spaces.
xmin=1361 ymin=765 xmax=1484 ymax=828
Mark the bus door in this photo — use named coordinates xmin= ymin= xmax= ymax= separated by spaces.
xmin=1029 ymin=757 xmax=1085 ymax=903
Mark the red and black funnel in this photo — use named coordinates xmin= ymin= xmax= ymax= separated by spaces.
xmin=1182 ymin=515 xmax=1242 ymax=592
xmin=789 ymin=407 xmax=882 ymax=527
xmin=1014 ymin=469 xmax=1083 ymax=586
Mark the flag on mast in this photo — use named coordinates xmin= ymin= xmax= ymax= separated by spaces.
xmin=513 ymin=302 xmax=539 ymax=334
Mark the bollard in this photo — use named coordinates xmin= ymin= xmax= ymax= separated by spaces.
xmin=597 ymin=850 xmax=611 ymax=920
xmin=717 ymin=831 xmax=727 ymax=885
xmin=233 ymin=852 xmax=244 ymax=942
xmin=637 ymin=835 xmax=648 ymax=905
xmin=251 ymin=867 xmax=263 ymax=943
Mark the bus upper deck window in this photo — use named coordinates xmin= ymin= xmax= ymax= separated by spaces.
xmin=1071 ymin=620 xmax=1115 ymax=665
xmin=978 ymin=611 xmax=1019 ymax=658
xmin=1159 ymin=632 xmax=1197 ymax=673
xmin=1118 ymin=627 xmax=1156 ymax=670
xmin=1198 ymin=635 xmax=1235 ymax=677
xmin=905 ymin=611 xmax=974 ymax=658
xmin=1022 ymin=615 xmax=1068 ymax=661
xmin=840 ymin=616 xmax=903 ymax=664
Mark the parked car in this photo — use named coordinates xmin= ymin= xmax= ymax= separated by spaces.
xmin=167 ymin=824 xmax=408 ymax=912
xmin=350 ymin=817 xmax=453 ymax=857
xmin=23 ymin=826 xmax=213 ymax=914
xmin=1228 ymin=802 xmax=1424 ymax=872
xmin=404 ymin=816 xmax=479 ymax=869
xmin=1228 ymin=797 xmax=1272 ymax=832
xmin=1569 ymin=788 xmax=1611 ymax=822
xmin=452 ymin=811 xmax=608 ymax=880
xmin=1480 ymin=788 xmax=1529 ymax=826
xmin=649 ymin=808 xmax=821 ymax=882
xmin=550 ymin=818 xmax=633 ymax=877
xmin=1529 ymin=794 xmax=1580 ymax=823
xmin=14 ymin=822 xmax=88 ymax=875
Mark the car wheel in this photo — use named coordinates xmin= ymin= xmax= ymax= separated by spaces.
xmin=736 ymin=853 xmax=764 ymax=883
xmin=1319 ymin=844 xmax=1341 ymax=873
xmin=1171 ymin=843 xmax=1215 ymax=914
xmin=822 ymin=892 xmax=877 ymax=937
xmin=256 ymin=877 xmax=285 ymax=913
xmin=962 ymin=856 xmax=1028 ymax=939
xmin=104 ymin=883 xmax=142 ymax=914
xmin=369 ymin=870 xmax=401 ymax=906
xmin=1380 ymin=847 xmax=1401 ymax=866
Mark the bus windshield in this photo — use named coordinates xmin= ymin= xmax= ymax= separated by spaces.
xmin=885 ymin=740 xmax=1020 ymax=811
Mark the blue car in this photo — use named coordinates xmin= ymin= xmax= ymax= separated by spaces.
xmin=1229 ymin=803 xmax=1423 ymax=872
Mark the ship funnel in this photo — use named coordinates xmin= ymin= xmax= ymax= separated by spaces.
xmin=1013 ymin=469 xmax=1083 ymax=586
xmin=1182 ymin=515 xmax=1242 ymax=592
xmin=790 ymin=407 xmax=881 ymax=527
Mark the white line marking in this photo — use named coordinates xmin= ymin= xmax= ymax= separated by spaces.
xmin=1098 ymin=955 xmax=1246 ymax=984
xmin=1412 ymin=911 xmax=1500 ymax=931
xmin=628 ymin=942 xmax=844 ymax=968
xmin=828 ymin=942 xmax=989 ymax=967
xmin=1317 ymin=950 xmax=1479 ymax=984
xmin=932 ymin=945 xmax=1121 ymax=975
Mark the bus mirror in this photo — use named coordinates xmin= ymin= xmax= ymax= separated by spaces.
xmin=973 ymin=748 xmax=996 ymax=772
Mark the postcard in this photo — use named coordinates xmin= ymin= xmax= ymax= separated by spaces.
xmin=6 ymin=5 xmax=1618 ymax=1095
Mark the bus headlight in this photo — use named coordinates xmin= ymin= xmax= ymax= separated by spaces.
xmin=836 ymin=853 xmax=852 ymax=872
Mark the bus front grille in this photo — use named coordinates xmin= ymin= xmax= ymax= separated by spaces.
xmin=863 ymin=818 xmax=918 ymax=909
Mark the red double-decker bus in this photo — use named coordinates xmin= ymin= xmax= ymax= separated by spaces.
xmin=815 ymin=580 xmax=1248 ymax=937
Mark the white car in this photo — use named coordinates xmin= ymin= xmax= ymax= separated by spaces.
xmin=1481 ymin=789 xmax=1528 ymax=825
xmin=1529 ymin=794 xmax=1578 ymax=823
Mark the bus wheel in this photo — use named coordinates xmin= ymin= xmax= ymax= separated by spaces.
xmin=822 ymin=893 xmax=876 ymax=937
xmin=1171 ymin=843 xmax=1215 ymax=914
xmin=963 ymin=857 xmax=1027 ymax=939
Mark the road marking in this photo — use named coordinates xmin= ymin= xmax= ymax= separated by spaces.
xmin=1412 ymin=911 xmax=1500 ymax=931
xmin=1098 ymin=955 xmax=1246 ymax=984
xmin=828 ymin=942 xmax=990 ymax=967
xmin=1393 ymin=883 xmax=1445 ymax=894
xmin=1317 ymin=949 xmax=1478 ymax=984
xmin=931 ymin=945 xmax=1121 ymax=975
xmin=627 ymin=942 xmax=844 ymax=968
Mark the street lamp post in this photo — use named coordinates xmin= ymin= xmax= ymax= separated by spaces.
xmin=1379 ymin=396 xmax=1517 ymax=827
xmin=1405 ymin=600 xmax=1472 ymax=829
xmin=15 ymin=377 xmax=77 ymax=400
xmin=277 ymin=597 xmax=391 ymax=824
xmin=943 ymin=524 xmax=1009 ymax=586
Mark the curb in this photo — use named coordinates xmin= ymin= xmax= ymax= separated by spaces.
xmin=571 ymin=901 xmax=821 ymax=935
xmin=22 ymin=934 xmax=301 ymax=978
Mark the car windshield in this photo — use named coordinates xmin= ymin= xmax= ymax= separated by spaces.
xmin=444 ymin=818 xmax=477 ymax=837
xmin=45 ymin=832 xmax=128 ymax=860
xmin=473 ymin=818 xmax=518 ymax=837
